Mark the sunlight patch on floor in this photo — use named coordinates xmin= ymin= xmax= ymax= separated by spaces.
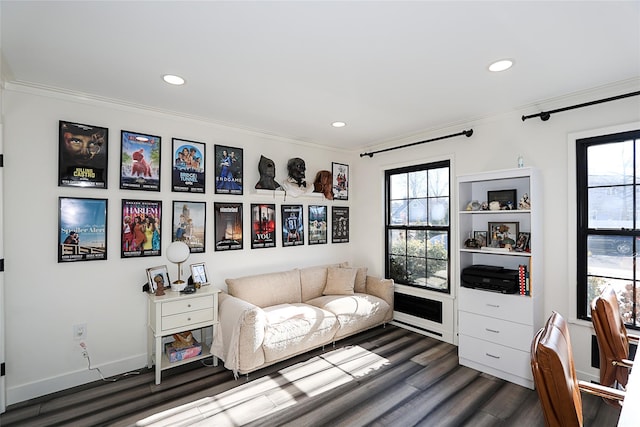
xmin=135 ymin=345 xmax=389 ymax=426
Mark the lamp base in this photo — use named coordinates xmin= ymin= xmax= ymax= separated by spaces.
xmin=171 ymin=281 xmax=186 ymax=292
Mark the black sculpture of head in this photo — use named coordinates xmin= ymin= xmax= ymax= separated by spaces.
xmin=287 ymin=157 xmax=307 ymax=187
xmin=255 ymin=155 xmax=280 ymax=190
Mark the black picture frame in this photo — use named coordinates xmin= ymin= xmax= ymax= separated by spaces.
xmin=282 ymin=204 xmax=304 ymax=247
xmin=172 ymin=201 xmax=206 ymax=253
xmin=171 ymin=138 xmax=205 ymax=193
xmin=332 ymin=206 xmax=349 ymax=243
xmin=516 ymin=231 xmax=531 ymax=252
xmin=58 ymin=121 xmax=108 ymax=188
xmin=487 ymin=222 xmax=519 ymax=248
xmin=214 ymin=145 xmax=243 ymax=195
xmin=308 ymin=205 xmax=328 ymax=245
xmin=473 ymin=230 xmax=487 ymax=247
xmin=120 ymin=130 xmax=161 ymax=191
xmin=332 ymin=162 xmax=349 ymax=200
xmin=58 ymin=197 xmax=108 ymax=262
xmin=251 ymin=203 xmax=276 ymax=249
xmin=487 ymin=189 xmax=517 ymax=209
xmin=214 ymin=202 xmax=243 ymax=251
xmin=121 ymin=199 xmax=162 ymax=258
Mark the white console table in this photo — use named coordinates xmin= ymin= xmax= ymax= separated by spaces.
xmin=146 ymin=287 xmax=220 ymax=385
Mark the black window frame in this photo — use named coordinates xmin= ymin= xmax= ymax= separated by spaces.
xmin=384 ymin=160 xmax=451 ymax=294
xmin=576 ymin=129 xmax=640 ymax=329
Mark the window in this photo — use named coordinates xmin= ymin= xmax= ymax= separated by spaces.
xmin=385 ymin=161 xmax=450 ymax=293
xmin=576 ymin=129 xmax=640 ymax=329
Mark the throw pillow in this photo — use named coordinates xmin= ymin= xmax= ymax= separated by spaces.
xmin=323 ymin=267 xmax=357 ymax=295
xmin=352 ymin=267 xmax=368 ymax=293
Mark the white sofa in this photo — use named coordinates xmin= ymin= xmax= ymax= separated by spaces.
xmin=211 ymin=264 xmax=394 ymax=376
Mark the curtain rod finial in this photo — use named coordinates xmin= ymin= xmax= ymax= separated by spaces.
xmin=464 ymin=129 xmax=473 ymax=137
xmin=360 ymin=152 xmax=374 ymax=158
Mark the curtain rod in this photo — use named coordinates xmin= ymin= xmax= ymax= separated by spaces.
xmin=522 ymin=90 xmax=640 ymax=122
xmin=360 ymin=129 xmax=473 ymax=158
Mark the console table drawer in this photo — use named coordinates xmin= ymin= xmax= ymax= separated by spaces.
xmin=162 ymin=308 xmax=213 ymax=331
xmin=459 ymin=287 xmax=532 ymax=323
xmin=162 ymin=296 xmax=213 ymax=316
xmin=459 ymin=311 xmax=532 ymax=351
xmin=459 ymin=334 xmax=532 ymax=381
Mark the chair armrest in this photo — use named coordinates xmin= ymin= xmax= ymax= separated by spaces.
xmin=578 ymin=380 xmax=625 ymax=404
xmin=365 ymin=276 xmax=394 ymax=309
xmin=628 ymin=333 xmax=640 ymax=345
xmin=614 ymin=359 xmax=634 ymax=369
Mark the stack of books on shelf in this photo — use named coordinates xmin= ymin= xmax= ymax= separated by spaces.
xmin=518 ymin=264 xmax=530 ymax=296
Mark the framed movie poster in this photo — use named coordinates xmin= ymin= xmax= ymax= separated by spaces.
xmin=214 ymin=202 xmax=243 ymax=251
xmin=214 ymin=145 xmax=243 ymax=195
xmin=282 ymin=204 xmax=304 ymax=247
xmin=120 ymin=130 xmax=161 ymax=191
xmin=332 ymin=162 xmax=349 ymax=200
xmin=332 ymin=206 xmax=349 ymax=243
xmin=58 ymin=197 xmax=107 ymax=262
xmin=121 ymin=199 xmax=162 ymax=258
xmin=251 ymin=203 xmax=276 ymax=249
xmin=59 ymin=121 xmax=108 ymax=188
xmin=308 ymin=205 xmax=327 ymax=245
xmin=172 ymin=201 xmax=206 ymax=253
xmin=172 ymin=138 xmax=205 ymax=193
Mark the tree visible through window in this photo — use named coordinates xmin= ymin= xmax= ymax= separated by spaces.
xmin=385 ymin=161 xmax=450 ymax=293
xmin=576 ymin=129 xmax=640 ymax=328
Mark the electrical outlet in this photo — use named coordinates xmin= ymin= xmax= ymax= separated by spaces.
xmin=73 ymin=323 xmax=87 ymax=340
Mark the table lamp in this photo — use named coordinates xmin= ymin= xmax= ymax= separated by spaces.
xmin=166 ymin=241 xmax=190 ymax=291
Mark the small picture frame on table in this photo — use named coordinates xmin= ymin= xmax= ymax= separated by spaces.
xmin=146 ymin=265 xmax=170 ymax=294
xmin=190 ymin=262 xmax=210 ymax=286
xmin=515 ymin=232 xmax=531 ymax=252
xmin=473 ymin=231 xmax=487 ymax=247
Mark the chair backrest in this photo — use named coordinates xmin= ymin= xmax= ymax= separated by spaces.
xmin=531 ymin=311 xmax=583 ymax=427
xmin=590 ymin=286 xmax=630 ymax=388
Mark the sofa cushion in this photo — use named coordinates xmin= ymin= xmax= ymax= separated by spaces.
xmin=262 ymin=303 xmax=338 ymax=362
xmin=300 ymin=266 xmax=329 ymax=302
xmin=323 ymin=267 xmax=357 ymax=295
xmin=353 ymin=266 xmax=368 ymax=293
xmin=307 ymin=294 xmax=391 ymax=339
xmin=226 ymin=269 xmax=301 ymax=308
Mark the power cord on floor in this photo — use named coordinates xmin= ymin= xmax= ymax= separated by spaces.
xmin=80 ymin=342 xmax=140 ymax=382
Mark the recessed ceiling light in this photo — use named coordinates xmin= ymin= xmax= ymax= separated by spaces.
xmin=488 ymin=59 xmax=514 ymax=72
xmin=162 ymin=74 xmax=186 ymax=85
xmin=332 ymin=121 xmax=346 ymax=128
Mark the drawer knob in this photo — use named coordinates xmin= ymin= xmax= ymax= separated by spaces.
xmin=485 ymin=328 xmax=500 ymax=334
xmin=486 ymin=353 xmax=500 ymax=359
xmin=486 ymin=303 xmax=500 ymax=308
xmin=187 ymin=317 xmax=191 ymax=321
xmin=187 ymin=304 xmax=192 ymax=308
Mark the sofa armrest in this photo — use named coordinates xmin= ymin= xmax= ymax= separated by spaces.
xmin=212 ymin=292 xmax=267 ymax=377
xmin=365 ymin=276 xmax=394 ymax=310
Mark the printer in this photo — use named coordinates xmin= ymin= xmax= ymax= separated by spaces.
xmin=461 ymin=264 xmax=519 ymax=294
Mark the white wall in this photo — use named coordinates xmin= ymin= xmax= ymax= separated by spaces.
xmin=352 ymin=80 xmax=640 ymax=383
xmin=2 ymin=85 xmax=356 ymax=404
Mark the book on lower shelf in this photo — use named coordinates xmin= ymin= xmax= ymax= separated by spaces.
xmin=518 ymin=264 xmax=530 ymax=296
xmin=165 ymin=337 xmax=202 ymax=363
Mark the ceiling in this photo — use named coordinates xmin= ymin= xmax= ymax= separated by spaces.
xmin=1 ymin=1 xmax=639 ymax=151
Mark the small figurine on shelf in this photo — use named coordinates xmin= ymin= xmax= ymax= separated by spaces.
xmin=154 ymin=274 xmax=166 ymax=296
xmin=519 ymin=193 xmax=531 ymax=210
xmin=481 ymin=201 xmax=489 ymax=210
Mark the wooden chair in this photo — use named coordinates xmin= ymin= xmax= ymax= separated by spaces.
xmin=591 ymin=286 xmax=638 ymax=392
xmin=531 ymin=311 xmax=625 ymax=427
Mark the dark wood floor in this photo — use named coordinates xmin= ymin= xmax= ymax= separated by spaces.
xmin=0 ymin=325 xmax=621 ymax=426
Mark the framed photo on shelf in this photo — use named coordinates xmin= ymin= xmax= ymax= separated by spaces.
xmin=282 ymin=204 xmax=304 ymax=247
xmin=58 ymin=197 xmax=108 ymax=263
xmin=332 ymin=162 xmax=349 ymax=200
xmin=172 ymin=201 xmax=206 ymax=253
xmin=515 ymin=231 xmax=531 ymax=252
xmin=146 ymin=265 xmax=170 ymax=294
xmin=473 ymin=230 xmax=487 ymax=247
xmin=308 ymin=205 xmax=327 ymax=245
xmin=120 ymin=130 xmax=161 ymax=191
xmin=189 ymin=262 xmax=210 ymax=286
xmin=214 ymin=145 xmax=243 ymax=195
xmin=171 ymin=138 xmax=205 ymax=193
xmin=487 ymin=189 xmax=517 ymax=210
xmin=488 ymin=222 xmax=519 ymax=248
xmin=121 ymin=199 xmax=162 ymax=258
xmin=251 ymin=203 xmax=276 ymax=249
xmin=59 ymin=121 xmax=108 ymax=188
xmin=214 ymin=202 xmax=243 ymax=251
xmin=332 ymin=206 xmax=349 ymax=243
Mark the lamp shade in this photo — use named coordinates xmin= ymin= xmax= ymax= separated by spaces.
xmin=166 ymin=241 xmax=190 ymax=264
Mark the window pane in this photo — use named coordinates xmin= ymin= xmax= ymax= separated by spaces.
xmin=390 ymin=255 xmax=407 ymax=283
xmin=408 ymin=170 xmax=428 ymax=198
xmin=390 ymin=200 xmax=407 ymax=225
xmin=390 ymin=174 xmax=407 ymax=200
xmin=406 ymin=230 xmax=426 ymax=257
xmin=407 ymin=256 xmax=426 ymax=285
xmin=587 ymin=277 xmax=638 ymax=325
xmin=429 ymin=197 xmax=449 ymax=226
xmin=389 ymin=230 xmax=406 ymax=255
xmin=587 ymin=235 xmax=635 ymax=259
xmin=427 ymin=231 xmax=448 ymax=260
xmin=427 ymin=259 xmax=448 ymax=291
xmin=429 ymin=167 xmax=449 ymax=197
xmin=408 ymin=199 xmax=428 ymax=225
xmin=587 ymin=140 xmax=634 ymax=186
xmin=588 ymin=186 xmax=634 ymax=229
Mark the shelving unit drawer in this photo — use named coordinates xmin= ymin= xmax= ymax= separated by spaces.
xmin=162 ymin=308 xmax=213 ymax=331
xmin=459 ymin=334 xmax=532 ymax=380
xmin=459 ymin=287 xmax=532 ymax=323
xmin=162 ymin=296 xmax=213 ymax=316
xmin=459 ymin=311 xmax=532 ymax=351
